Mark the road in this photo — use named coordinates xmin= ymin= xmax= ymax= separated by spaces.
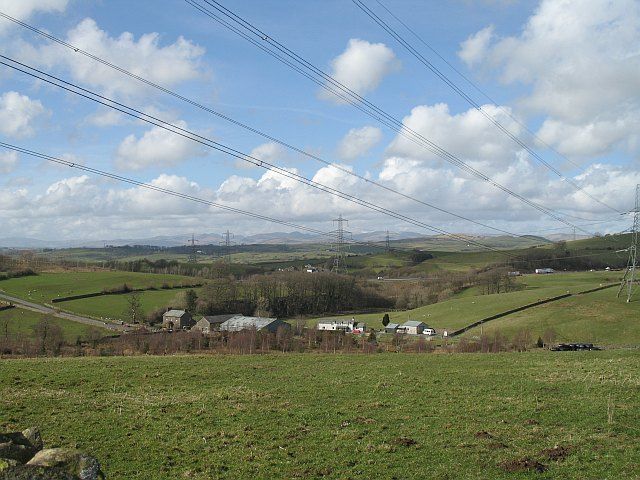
xmin=0 ymin=292 xmax=126 ymax=332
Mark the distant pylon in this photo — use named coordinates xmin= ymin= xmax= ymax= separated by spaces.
xmin=385 ymin=230 xmax=397 ymax=252
xmin=187 ymin=234 xmax=199 ymax=263
xmin=220 ymin=230 xmax=234 ymax=263
xmin=331 ymin=214 xmax=351 ymax=273
xmin=618 ymin=184 xmax=639 ymax=303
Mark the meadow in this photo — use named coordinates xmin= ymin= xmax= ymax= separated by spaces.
xmin=0 ymin=271 xmax=199 ymax=304
xmin=1 ymin=350 xmax=638 ymax=479
xmin=0 ymin=307 xmax=108 ymax=342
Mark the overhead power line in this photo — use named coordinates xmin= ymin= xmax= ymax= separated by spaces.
xmin=0 ymin=11 xmax=548 ymax=239
xmin=184 ymin=0 xmax=597 ymax=234
xmin=352 ymin=0 xmax=621 ymax=215
xmin=0 ymin=57 xmax=517 ymax=258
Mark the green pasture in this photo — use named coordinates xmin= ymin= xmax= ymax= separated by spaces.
xmin=1 ymin=351 xmax=638 ymax=479
xmin=0 ymin=271 xmax=199 ymax=304
xmin=0 ymin=308 xmax=108 ymax=342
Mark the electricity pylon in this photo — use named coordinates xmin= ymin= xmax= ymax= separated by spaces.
xmin=618 ymin=184 xmax=639 ymax=302
xmin=331 ymin=214 xmax=351 ymax=273
xmin=220 ymin=230 xmax=234 ymax=263
xmin=187 ymin=234 xmax=199 ymax=263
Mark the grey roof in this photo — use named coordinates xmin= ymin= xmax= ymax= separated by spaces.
xmin=201 ymin=314 xmax=239 ymax=325
xmin=385 ymin=323 xmax=399 ymax=329
xmin=164 ymin=309 xmax=188 ymax=317
xmin=402 ymin=320 xmax=427 ymax=328
xmin=220 ymin=316 xmax=281 ymax=331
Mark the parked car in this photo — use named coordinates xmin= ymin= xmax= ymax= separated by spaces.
xmin=423 ymin=328 xmax=437 ymax=336
xmin=551 ymin=343 xmax=601 ymax=351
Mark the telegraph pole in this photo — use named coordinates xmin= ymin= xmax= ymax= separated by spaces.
xmin=331 ymin=214 xmax=351 ymax=273
xmin=220 ymin=230 xmax=234 ymax=263
xmin=187 ymin=234 xmax=199 ymax=263
xmin=618 ymin=184 xmax=639 ymax=303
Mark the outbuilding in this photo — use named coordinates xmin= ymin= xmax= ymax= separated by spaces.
xmin=385 ymin=323 xmax=399 ymax=334
xmin=162 ymin=309 xmax=195 ymax=331
xmin=399 ymin=320 xmax=427 ymax=335
xmin=192 ymin=314 xmax=239 ymax=334
xmin=219 ymin=315 xmax=290 ymax=333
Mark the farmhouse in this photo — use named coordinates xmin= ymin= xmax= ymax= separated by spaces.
xmin=398 ymin=320 xmax=427 ymax=335
xmin=192 ymin=314 xmax=238 ymax=334
xmin=162 ymin=309 xmax=195 ymax=330
xmin=219 ymin=315 xmax=290 ymax=333
xmin=535 ymin=268 xmax=555 ymax=274
xmin=317 ymin=319 xmax=365 ymax=333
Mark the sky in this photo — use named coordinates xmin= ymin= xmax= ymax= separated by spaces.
xmin=0 ymin=0 xmax=638 ymax=244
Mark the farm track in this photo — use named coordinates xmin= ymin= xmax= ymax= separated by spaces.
xmin=0 ymin=292 xmax=125 ymax=331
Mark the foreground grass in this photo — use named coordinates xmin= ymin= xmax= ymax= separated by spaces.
xmin=1 ymin=351 xmax=638 ymax=479
xmin=0 ymin=308 xmax=108 ymax=341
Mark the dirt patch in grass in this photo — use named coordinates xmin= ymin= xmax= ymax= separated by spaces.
xmin=499 ymin=457 xmax=547 ymax=473
xmin=474 ymin=430 xmax=494 ymax=440
xmin=540 ymin=445 xmax=574 ymax=461
xmin=393 ymin=436 xmax=417 ymax=447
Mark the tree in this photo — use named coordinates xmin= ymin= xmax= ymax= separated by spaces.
xmin=382 ymin=313 xmax=390 ymax=327
xmin=124 ymin=292 xmax=144 ymax=324
xmin=185 ymin=289 xmax=198 ymax=313
xmin=33 ymin=315 xmax=63 ymax=355
xmin=367 ymin=330 xmax=377 ymax=344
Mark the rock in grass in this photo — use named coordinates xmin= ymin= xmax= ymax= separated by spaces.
xmin=0 ymin=458 xmax=19 ymax=471
xmin=0 ymin=464 xmax=79 ymax=479
xmin=27 ymin=449 xmax=105 ymax=480
xmin=0 ymin=427 xmax=43 ymax=463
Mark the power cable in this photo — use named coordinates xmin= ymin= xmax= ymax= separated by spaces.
xmin=352 ymin=0 xmax=622 ymax=215
xmin=0 ymin=55 xmax=519 ymax=257
xmin=185 ymin=0 xmax=597 ymax=233
xmin=0 ymin=11 xmax=545 ymax=240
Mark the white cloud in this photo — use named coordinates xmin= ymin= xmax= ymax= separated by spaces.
xmin=458 ymin=25 xmax=494 ymax=68
xmin=337 ymin=126 xmax=382 ymax=161
xmin=23 ymin=18 xmax=206 ymax=98
xmin=237 ymin=142 xmax=288 ymax=169
xmin=461 ymin=0 xmax=640 ymax=158
xmin=319 ymin=39 xmax=399 ymax=103
xmin=0 ymin=91 xmax=48 ymax=138
xmin=115 ymin=122 xmax=206 ymax=171
xmin=387 ymin=103 xmax=524 ymax=173
xmin=0 ymin=0 xmax=68 ymax=35
xmin=0 ymin=150 xmax=18 ymax=173
xmin=84 ymin=109 xmax=127 ymax=128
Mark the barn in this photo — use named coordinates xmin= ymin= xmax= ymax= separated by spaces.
xmin=162 ymin=310 xmax=195 ymax=331
xmin=219 ymin=316 xmax=290 ymax=333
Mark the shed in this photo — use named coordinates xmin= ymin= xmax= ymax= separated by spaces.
xmin=385 ymin=323 xmax=399 ymax=334
xmin=399 ymin=320 xmax=427 ymax=335
xmin=162 ymin=309 xmax=194 ymax=331
xmin=219 ymin=316 xmax=290 ymax=334
xmin=192 ymin=314 xmax=239 ymax=334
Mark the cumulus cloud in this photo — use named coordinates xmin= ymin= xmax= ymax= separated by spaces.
xmin=458 ymin=25 xmax=494 ymax=68
xmin=0 ymin=91 xmax=48 ymax=138
xmin=237 ymin=142 xmax=289 ymax=169
xmin=0 ymin=0 xmax=68 ymax=35
xmin=387 ymin=103 xmax=524 ymax=173
xmin=460 ymin=0 xmax=640 ymax=158
xmin=337 ymin=126 xmax=382 ymax=161
xmin=0 ymin=150 xmax=18 ymax=173
xmin=115 ymin=122 xmax=206 ymax=171
xmin=22 ymin=18 xmax=206 ymax=98
xmin=319 ymin=39 xmax=399 ymax=103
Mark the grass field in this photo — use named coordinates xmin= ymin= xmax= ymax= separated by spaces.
xmin=463 ymin=288 xmax=640 ymax=345
xmin=1 ymin=351 xmax=638 ymax=479
xmin=0 ymin=307 xmax=109 ymax=341
xmin=58 ymin=289 xmax=200 ymax=321
xmin=316 ymin=272 xmax=620 ymax=329
xmin=0 ymin=271 xmax=199 ymax=304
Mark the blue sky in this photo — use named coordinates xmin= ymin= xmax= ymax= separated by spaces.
xmin=0 ymin=0 xmax=638 ymax=243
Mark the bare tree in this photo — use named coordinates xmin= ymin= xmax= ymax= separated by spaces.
xmin=124 ymin=292 xmax=144 ymax=324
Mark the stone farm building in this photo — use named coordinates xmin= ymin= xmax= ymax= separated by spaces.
xmin=192 ymin=314 xmax=239 ymax=334
xmin=162 ymin=310 xmax=195 ymax=331
xmin=218 ymin=316 xmax=290 ymax=333
xmin=384 ymin=323 xmax=400 ymax=334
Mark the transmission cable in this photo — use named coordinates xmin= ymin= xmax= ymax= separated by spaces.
xmin=0 ymin=56 xmax=523 ymax=257
xmin=352 ymin=0 xmax=621 ymax=215
xmin=0 ymin=11 xmax=548 ymax=240
xmin=184 ymin=0 xmax=597 ymax=233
